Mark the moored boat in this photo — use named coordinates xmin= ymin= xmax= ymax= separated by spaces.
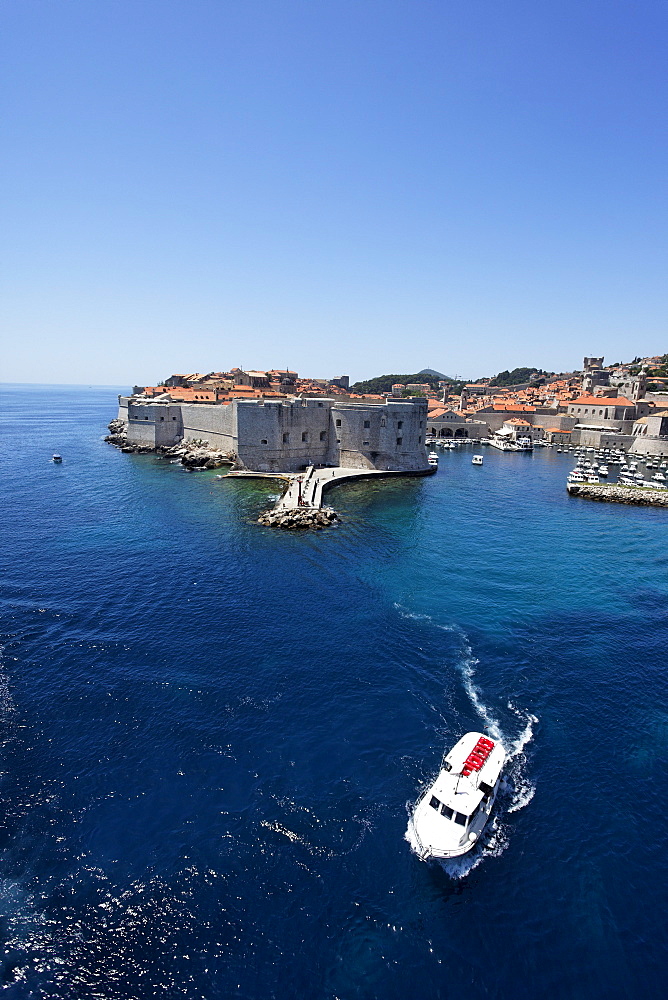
xmin=472 ymin=455 xmax=483 ymax=466
xmin=407 ymin=732 xmax=506 ymax=861
xmin=52 ymin=453 xmax=62 ymax=463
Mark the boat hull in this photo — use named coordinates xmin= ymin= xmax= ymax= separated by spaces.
xmin=407 ymin=732 xmax=505 ymax=861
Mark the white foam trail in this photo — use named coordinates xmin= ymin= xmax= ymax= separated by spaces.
xmin=458 ymin=649 xmax=503 ymax=742
xmin=396 ymin=606 xmax=539 ymax=869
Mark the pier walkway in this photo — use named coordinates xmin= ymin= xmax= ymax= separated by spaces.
xmin=226 ymin=465 xmax=433 ymax=512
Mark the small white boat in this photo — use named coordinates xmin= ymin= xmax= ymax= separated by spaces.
xmin=407 ymin=732 xmax=506 ymax=861
xmin=598 ymin=465 xmax=609 ymax=476
xmin=472 ymin=455 xmax=483 ymax=466
xmin=586 ymin=474 xmax=600 ymax=484
xmin=568 ymin=470 xmax=587 ymax=484
xmin=654 ymin=472 xmax=667 ymax=482
xmin=428 ymin=451 xmax=439 ymax=467
xmin=52 ymin=453 xmax=62 ymax=463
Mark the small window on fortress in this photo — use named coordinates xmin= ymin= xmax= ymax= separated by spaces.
xmin=318 ymin=402 xmax=323 ymax=407
xmin=172 ymin=417 xmax=176 ymax=421
xmin=381 ymin=418 xmax=386 ymax=427
xmin=320 ymin=431 xmax=326 ymax=441
xmin=302 ymin=432 xmax=308 ymax=442
xmin=363 ymin=441 xmax=369 ymax=446
xmin=396 ymin=437 xmax=402 ymax=446
xmin=397 ymin=420 xmax=403 ymax=429
xmin=160 ymin=417 xmax=164 ymax=421
xmin=363 ymin=420 xmax=370 ymax=428
xmin=261 ymin=439 xmax=268 ymax=445
xmin=283 ymin=433 xmax=289 ymax=443
xmin=336 ymin=419 xmax=341 ymax=427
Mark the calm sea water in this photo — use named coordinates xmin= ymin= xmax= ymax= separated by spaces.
xmin=1 ymin=384 xmax=667 ymax=1000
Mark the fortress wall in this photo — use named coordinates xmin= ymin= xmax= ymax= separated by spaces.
xmin=332 ymin=399 xmax=429 ymax=471
xmin=628 ymin=437 xmax=668 ymax=457
xmin=180 ymin=403 xmax=237 ymax=451
xmin=121 ymin=394 xmax=430 ymax=471
xmin=236 ymin=398 xmax=331 ymax=472
xmin=126 ymin=402 xmax=183 ymax=447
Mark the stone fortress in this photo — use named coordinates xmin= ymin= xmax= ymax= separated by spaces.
xmin=117 ymin=392 xmax=431 ymax=473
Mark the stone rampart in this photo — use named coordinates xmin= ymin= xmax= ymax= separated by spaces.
xmin=119 ymin=394 xmax=429 ymax=473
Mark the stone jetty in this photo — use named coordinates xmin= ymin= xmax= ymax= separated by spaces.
xmin=252 ymin=463 xmax=435 ymax=530
xmin=567 ymin=482 xmax=668 ymax=507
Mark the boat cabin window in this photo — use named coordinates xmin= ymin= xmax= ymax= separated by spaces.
xmin=454 ymin=811 xmax=468 ymax=827
xmin=429 ymin=796 xmax=440 ymax=810
xmin=479 ymin=781 xmax=493 ymax=796
xmin=441 ymin=804 xmax=454 ymax=820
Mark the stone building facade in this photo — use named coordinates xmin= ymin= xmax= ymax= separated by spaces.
xmin=119 ymin=395 xmax=430 ymax=473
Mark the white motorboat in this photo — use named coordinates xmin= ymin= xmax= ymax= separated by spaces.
xmin=598 ymin=465 xmax=609 ymax=476
xmin=428 ymin=451 xmax=439 ymax=467
xmin=653 ymin=472 xmax=667 ymax=482
xmin=586 ymin=474 xmax=600 ymax=484
xmin=52 ymin=453 xmax=62 ymax=463
xmin=407 ymin=732 xmax=506 ymax=861
xmin=568 ymin=470 xmax=587 ymax=484
xmin=472 ymin=455 xmax=483 ymax=466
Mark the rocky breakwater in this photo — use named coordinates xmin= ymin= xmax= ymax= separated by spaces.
xmin=567 ymin=483 xmax=668 ymax=507
xmin=258 ymin=507 xmax=339 ymax=530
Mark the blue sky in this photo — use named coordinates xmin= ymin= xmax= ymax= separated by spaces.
xmin=2 ymin=0 xmax=666 ymax=385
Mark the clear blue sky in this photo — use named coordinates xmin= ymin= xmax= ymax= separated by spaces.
xmin=2 ymin=0 xmax=666 ymax=385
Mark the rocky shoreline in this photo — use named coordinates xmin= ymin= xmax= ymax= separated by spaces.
xmin=567 ymin=483 xmax=668 ymax=507
xmin=105 ymin=420 xmax=235 ymax=469
xmin=258 ymin=507 xmax=339 ymax=530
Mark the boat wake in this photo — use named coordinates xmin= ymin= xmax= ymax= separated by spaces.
xmin=396 ymin=605 xmax=538 ymax=877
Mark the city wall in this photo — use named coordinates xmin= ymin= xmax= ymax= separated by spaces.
xmin=118 ymin=395 xmax=430 ymax=473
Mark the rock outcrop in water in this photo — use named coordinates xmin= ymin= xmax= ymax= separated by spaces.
xmin=105 ymin=421 xmax=234 ymax=468
xmin=258 ymin=507 xmax=339 ymax=530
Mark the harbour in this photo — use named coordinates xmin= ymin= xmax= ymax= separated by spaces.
xmin=1 ymin=384 xmax=667 ymax=998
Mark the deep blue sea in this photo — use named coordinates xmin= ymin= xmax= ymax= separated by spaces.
xmin=1 ymin=384 xmax=667 ymax=1000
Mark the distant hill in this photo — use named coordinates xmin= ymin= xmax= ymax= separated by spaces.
xmin=418 ymin=367 xmax=451 ymax=379
xmin=350 ymin=372 xmax=465 ymax=395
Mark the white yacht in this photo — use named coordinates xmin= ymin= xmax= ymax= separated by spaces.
xmin=598 ymin=465 xmax=609 ymax=476
xmin=472 ymin=455 xmax=484 ymax=466
xmin=653 ymin=471 xmax=667 ymax=482
xmin=407 ymin=732 xmax=506 ymax=861
xmin=568 ymin=470 xmax=587 ymax=484
xmin=428 ymin=452 xmax=439 ymax=467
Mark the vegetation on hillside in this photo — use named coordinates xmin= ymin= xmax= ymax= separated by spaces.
xmin=350 ymin=373 xmax=465 ymax=394
xmin=487 ymin=367 xmax=547 ymax=387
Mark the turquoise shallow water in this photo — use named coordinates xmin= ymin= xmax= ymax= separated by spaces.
xmin=1 ymin=384 xmax=667 ymax=999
